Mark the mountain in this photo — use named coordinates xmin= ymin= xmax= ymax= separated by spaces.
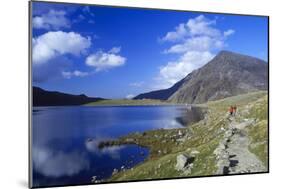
xmin=33 ymin=87 xmax=105 ymax=106
xmin=135 ymin=51 xmax=268 ymax=104
xmin=133 ymin=78 xmax=185 ymax=100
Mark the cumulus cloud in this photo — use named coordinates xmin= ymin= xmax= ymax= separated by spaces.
xmin=155 ymin=15 xmax=235 ymax=89
xmin=33 ymin=10 xmax=70 ymax=30
xmin=126 ymin=94 xmax=135 ymax=99
xmin=73 ymin=14 xmax=86 ymax=23
xmin=32 ymin=31 xmax=91 ymax=82
xmin=33 ymin=31 xmax=91 ymax=65
xmin=62 ymin=70 xmax=89 ymax=79
xmin=85 ymin=47 xmax=126 ymax=71
xmin=157 ymin=51 xmax=214 ymax=88
xmin=161 ymin=23 xmax=188 ymax=42
xmin=224 ymin=29 xmax=235 ymax=37
xmin=83 ymin=6 xmax=95 ymax=17
xmin=129 ymin=81 xmax=144 ymax=87
xmin=109 ymin=46 xmax=121 ymax=54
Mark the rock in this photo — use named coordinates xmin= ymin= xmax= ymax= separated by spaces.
xmin=235 ymin=119 xmax=255 ymax=129
xmin=178 ymin=130 xmax=183 ymax=136
xmin=175 ymin=154 xmax=194 ymax=171
xmin=125 ymin=138 xmax=135 ymax=143
xmin=112 ymin=168 xmax=118 ymax=175
xmin=158 ymin=164 xmax=161 ymax=169
xmin=91 ymin=176 xmax=97 ymax=183
xmin=191 ymin=150 xmax=200 ymax=155
xmin=177 ymin=135 xmax=188 ymax=142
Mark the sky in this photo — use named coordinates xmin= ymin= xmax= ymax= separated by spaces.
xmin=31 ymin=2 xmax=268 ymax=99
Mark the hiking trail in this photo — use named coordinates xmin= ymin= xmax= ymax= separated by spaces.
xmin=214 ymin=114 xmax=266 ymax=174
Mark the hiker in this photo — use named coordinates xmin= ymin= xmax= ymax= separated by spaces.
xmin=233 ymin=105 xmax=237 ymax=116
xmin=229 ymin=106 xmax=234 ymax=116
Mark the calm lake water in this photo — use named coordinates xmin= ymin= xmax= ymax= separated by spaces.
xmin=32 ymin=105 xmax=186 ymax=187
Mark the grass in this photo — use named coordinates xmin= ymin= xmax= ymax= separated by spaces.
xmin=84 ymin=99 xmax=175 ymax=106
xmin=244 ymin=95 xmax=268 ymax=168
xmin=98 ymin=91 xmax=268 ymax=182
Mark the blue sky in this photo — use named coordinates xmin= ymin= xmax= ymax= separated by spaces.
xmin=32 ymin=2 xmax=268 ymax=99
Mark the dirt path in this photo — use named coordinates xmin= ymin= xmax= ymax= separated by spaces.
xmin=214 ymin=116 xmax=265 ymax=174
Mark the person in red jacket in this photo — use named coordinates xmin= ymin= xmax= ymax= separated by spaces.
xmin=233 ymin=105 xmax=237 ymax=116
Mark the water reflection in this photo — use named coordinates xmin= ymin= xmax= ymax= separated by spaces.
xmin=32 ymin=105 xmax=186 ymax=187
xmin=33 ymin=146 xmax=90 ymax=177
xmin=85 ymin=139 xmax=125 ymax=159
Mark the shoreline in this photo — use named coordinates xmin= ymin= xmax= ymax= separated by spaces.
xmin=96 ymin=91 xmax=268 ymax=182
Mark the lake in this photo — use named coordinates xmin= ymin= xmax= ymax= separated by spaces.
xmin=32 ymin=105 xmax=187 ymax=187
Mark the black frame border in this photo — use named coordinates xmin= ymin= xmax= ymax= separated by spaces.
xmin=28 ymin=0 xmax=270 ymax=188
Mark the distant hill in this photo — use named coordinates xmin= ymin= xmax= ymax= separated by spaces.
xmin=33 ymin=87 xmax=105 ymax=106
xmin=133 ymin=78 xmax=185 ymax=100
xmin=135 ymin=51 xmax=268 ymax=104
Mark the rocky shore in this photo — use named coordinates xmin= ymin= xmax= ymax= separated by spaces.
xmin=95 ymin=91 xmax=268 ymax=182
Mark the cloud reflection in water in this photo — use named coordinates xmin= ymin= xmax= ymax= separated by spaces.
xmin=85 ymin=139 xmax=125 ymax=159
xmin=33 ymin=147 xmax=90 ymax=177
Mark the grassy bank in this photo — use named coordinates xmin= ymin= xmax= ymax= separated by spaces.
xmin=84 ymin=99 xmax=175 ymax=106
xmin=99 ymin=91 xmax=268 ymax=182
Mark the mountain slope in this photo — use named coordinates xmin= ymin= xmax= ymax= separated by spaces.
xmin=169 ymin=51 xmax=268 ymax=103
xmin=33 ymin=87 xmax=104 ymax=106
xmin=134 ymin=50 xmax=268 ymax=104
xmin=133 ymin=78 xmax=185 ymax=100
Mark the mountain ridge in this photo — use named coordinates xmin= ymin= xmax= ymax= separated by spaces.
xmin=135 ymin=50 xmax=268 ymax=104
xmin=33 ymin=86 xmax=105 ymax=106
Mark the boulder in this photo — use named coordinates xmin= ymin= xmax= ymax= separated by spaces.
xmin=125 ymin=138 xmax=135 ymax=143
xmin=191 ymin=150 xmax=200 ymax=155
xmin=91 ymin=176 xmax=97 ymax=183
xmin=178 ymin=130 xmax=183 ymax=136
xmin=112 ymin=168 xmax=118 ymax=175
xmin=175 ymin=154 xmax=195 ymax=171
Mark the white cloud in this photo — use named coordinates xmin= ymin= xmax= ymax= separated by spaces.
xmin=109 ymin=46 xmax=121 ymax=54
xmin=161 ymin=15 xmax=221 ymax=42
xmin=83 ymin=6 xmax=95 ymax=17
xmin=162 ymin=23 xmax=188 ymax=42
xmin=156 ymin=51 xmax=214 ymax=88
xmin=126 ymin=94 xmax=135 ymax=99
xmin=33 ymin=10 xmax=70 ymax=30
xmin=33 ymin=31 xmax=91 ymax=65
xmin=85 ymin=47 xmax=126 ymax=71
xmin=186 ymin=15 xmax=220 ymax=37
xmin=224 ymin=29 xmax=235 ymax=37
xmin=156 ymin=15 xmax=235 ymax=89
xmin=62 ymin=70 xmax=89 ymax=79
xmin=73 ymin=14 xmax=85 ymax=23
xmin=129 ymin=81 xmax=144 ymax=87
xmin=165 ymin=36 xmax=224 ymax=54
